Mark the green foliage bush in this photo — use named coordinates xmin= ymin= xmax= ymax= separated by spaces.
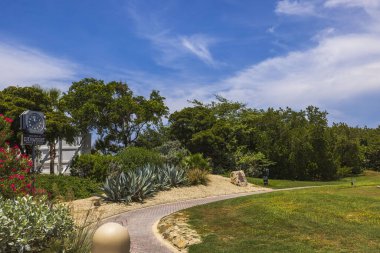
xmin=181 ymin=153 xmax=211 ymax=171
xmin=337 ymin=166 xmax=354 ymax=178
xmin=155 ymin=140 xmax=189 ymax=166
xmin=235 ymin=149 xmax=275 ymax=177
xmin=186 ymin=168 xmax=209 ymax=185
xmin=116 ymin=147 xmax=164 ymax=171
xmin=70 ymin=154 xmax=117 ymax=182
xmin=0 ymin=195 xmax=74 ymax=252
xmin=43 ymin=208 xmax=101 ymax=253
xmin=34 ymin=174 xmax=100 ymax=201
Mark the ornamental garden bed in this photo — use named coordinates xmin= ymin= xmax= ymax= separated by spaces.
xmin=68 ymin=174 xmax=268 ymax=224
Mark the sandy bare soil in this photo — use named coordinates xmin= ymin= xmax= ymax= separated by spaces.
xmin=68 ymin=175 xmax=269 ymax=224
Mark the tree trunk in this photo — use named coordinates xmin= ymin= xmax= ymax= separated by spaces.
xmin=49 ymin=142 xmax=56 ymax=174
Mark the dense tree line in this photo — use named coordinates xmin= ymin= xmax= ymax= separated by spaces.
xmin=0 ymin=79 xmax=379 ymax=180
xmin=168 ymin=97 xmax=380 ymax=180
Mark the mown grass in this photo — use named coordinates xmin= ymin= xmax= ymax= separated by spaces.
xmin=247 ymin=170 xmax=380 ymax=189
xmin=185 ymin=171 xmax=380 ymax=253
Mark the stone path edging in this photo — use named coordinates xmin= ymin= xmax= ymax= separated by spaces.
xmin=106 ymin=186 xmax=323 ymax=253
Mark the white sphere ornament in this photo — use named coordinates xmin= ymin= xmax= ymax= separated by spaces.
xmin=92 ymin=222 xmax=131 ymax=253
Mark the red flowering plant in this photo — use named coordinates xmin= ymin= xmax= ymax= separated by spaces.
xmin=0 ymin=115 xmax=35 ymax=198
xmin=0 ymin=114 xmax=12 ymax=145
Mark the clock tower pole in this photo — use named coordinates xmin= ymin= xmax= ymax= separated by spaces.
xmin=20 ymin=111 xmax=46 ymax=188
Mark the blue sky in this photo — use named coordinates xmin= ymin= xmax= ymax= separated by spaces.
xmin=0 ymin=0 xmax=379 ymax=127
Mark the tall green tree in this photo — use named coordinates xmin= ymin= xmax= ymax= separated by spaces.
xmin=43 ymin=88 xmax=77 ymax=174
xmin=169 ymin=97 xmax=245 ymax=171
xmin=62 ymin=78 xmax=169 ymax=153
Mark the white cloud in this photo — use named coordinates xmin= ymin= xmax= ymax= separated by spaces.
xmin=0 ymin=42 xmax=77 ymax=89
xmin=217 ymin=33 xmax=380 ymax=110
xmin=275 ymin=0 xmax=316 ymax=16
xmin=181 ymin=35 xmax=216 ymax=66
xmin=324 ymin=0 xmax=380 ymax=9
xmin=267 ymin=26 xmax=276 ymax=34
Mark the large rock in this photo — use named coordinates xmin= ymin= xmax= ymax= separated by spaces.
xmin=230 ymin=170 xmax=248 ymax=187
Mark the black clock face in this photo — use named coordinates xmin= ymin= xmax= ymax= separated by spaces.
xmin=27 ymin=113 xmax=44 ymax=132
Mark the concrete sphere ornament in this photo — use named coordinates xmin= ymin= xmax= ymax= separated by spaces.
xmin=92 ymin=222 xmax=131 ymax=253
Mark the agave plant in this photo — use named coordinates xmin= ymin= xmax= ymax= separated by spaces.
xmin=163 ymin=164 xmax=186 ymax=187
xmin=126 ymin=166 xmax=158 ymax=202
xmin=101 ymin=172 xmax=131 ymax=203
xmin=154 ymin=166 xmax=171 ymax=191
xmin=101 ymin=165 xmax=186 ymax=203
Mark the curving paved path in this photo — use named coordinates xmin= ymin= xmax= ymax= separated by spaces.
xmin=105 ymin=187 xmax=317 ymax=253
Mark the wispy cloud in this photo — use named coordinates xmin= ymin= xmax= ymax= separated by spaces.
xmin=180 ymin=35 xmax=216 ymax=66
xmin=126 ymin=2 xmax=218 ymax=67
xmin=0 ymin=42 xmax=77 ymax=89
xmin=275 ymin=0 xmax=316 ymax=16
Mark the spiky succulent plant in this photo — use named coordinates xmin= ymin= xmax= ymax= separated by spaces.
xmin=101 ymin=172 xmax=131 ymax=203
xmin=126 ymin=166 xmax=158 ymax=202
xmin=101 ymin=165 xmax=186 ymax=203
xmin=162 ymin=164 xmax=186 ymax=187
xmin=154 ymin=166 xmax=171 ymax=191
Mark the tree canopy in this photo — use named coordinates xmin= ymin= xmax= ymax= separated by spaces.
xmin=62 ymin=78 xmax=168 ymax=153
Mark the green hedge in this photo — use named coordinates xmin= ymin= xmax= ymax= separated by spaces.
xmin=116 ymin=147 xmax=164 ymax=171
xmin=70 ymin=154 xmax=116 ymax=182
xmin=34 ymin=174 xmax=100 ymax=201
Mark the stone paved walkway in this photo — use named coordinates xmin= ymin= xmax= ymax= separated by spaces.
xmin=106 ymin=189 xmax=272 ymax=253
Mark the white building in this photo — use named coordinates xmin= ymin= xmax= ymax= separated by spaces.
xmin=38 ymin=134 xmax=91 ymax=174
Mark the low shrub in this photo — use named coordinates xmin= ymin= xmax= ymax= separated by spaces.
xmin=44 ymin=208 xmax=102 ymax=253
xmin=186 ymin=168 xmax=209 ymax=185
xmin=235 ymin=149 xmax=275 ymax=177
xmin=155 ymin=140 xmax=189 ymax=166
xmin=34 ymin=174 xmax=100 ymax=201
xmin=0 ymin=195 xmax=74 ymax=252
xmin=116 ymin=147 xmax=164 ymax=171
xmin=337 ymin=166 xmax=354 ymax=178
xmin=181 ymin=153 xmax=211 ymax=171
xmin=70 ymin=154 xmax=118 ymax=182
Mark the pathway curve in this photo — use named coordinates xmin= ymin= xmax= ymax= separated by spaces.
xmin=106 ymin=187 xmax=316 ymax=253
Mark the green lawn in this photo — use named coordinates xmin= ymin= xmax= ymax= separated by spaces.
xmin=246 ymin=170 xmax=380 ymax=189
xmin=184 ymin=171 xmax=380 ymax=253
